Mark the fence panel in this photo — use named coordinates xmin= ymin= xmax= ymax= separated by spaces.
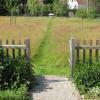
xmin=69 ymin=38 xmax=100 ymax=77
xmin=0 ymin=39 xmax=30 ymax=62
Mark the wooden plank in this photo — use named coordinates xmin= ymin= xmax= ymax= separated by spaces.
xmin=18 ymin=40 xmax=21 ymax=57
xmin=69 ymin=38 xmax=76 ymax=78
xmin=1 ymin=45 xmax=26 ymax=49
xmin=83 ymin=40 xmax=86 ymax=63
xmin=95 ymin=40 xmax=99 ymax=62
xmin=12 ymin=40 xmax=15 ymax=58
xmin=75 ymin=45 xmax=100 ymax=49
xmin=24 ymin=39 xmax=30 ymax=62
xmin=6 ymin=39 xmax=9 ymax=58
xmin=89 ymin=40 xmax=92 ymax=64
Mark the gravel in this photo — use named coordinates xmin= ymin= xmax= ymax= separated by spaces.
xmin=31 ymin=75 xmax=81 ymax=100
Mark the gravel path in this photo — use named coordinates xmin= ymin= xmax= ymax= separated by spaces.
xmin=32 ymin=75 xmax=81 ymax=100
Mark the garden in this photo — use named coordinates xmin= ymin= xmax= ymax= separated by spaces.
xmin=0 ymin=0 xmax=100 ymax=99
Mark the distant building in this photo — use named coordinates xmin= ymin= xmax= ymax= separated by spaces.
xmin=77 ymin=0 xmax=87 ymax=8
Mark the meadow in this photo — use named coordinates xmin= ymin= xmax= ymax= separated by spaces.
xmin=0 ymin=16 xmax=100 ymax=76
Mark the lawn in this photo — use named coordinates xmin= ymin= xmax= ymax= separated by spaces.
xmin=0 ymin=16 xmax=100 ymax=76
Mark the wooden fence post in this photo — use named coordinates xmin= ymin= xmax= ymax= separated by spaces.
xmin=95 ymin=40 xmax=99 ymax=62
xmin=18 ymin=40 xmax=21 ymax=57
xmin=12 ymin=40 xmax=15 ymax=58
xmin=0 ymin=40 xmax=3 ymax=64
xmin=69 ymin=38 xmax=77 ymax=78
xmin=83 ymin=40 xmax=86 ymax=63
xmin=89 ymin=40 xmax=92 ymax=64
xmin=76 ymin=40 xmax=80 ymax=62
xmin=6 ymin=39 xmax=9 ymax=58
xmin=24 ymin=39 xmax=30 ymax=62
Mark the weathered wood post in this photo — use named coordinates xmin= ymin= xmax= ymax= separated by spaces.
xmin=69 ymin=38 xmax=77 ymax=78
xmin=12 ymin=40 xmax=15 ymax=58
xmin=6 ymin=39 xmax=9 ymax=58
xmin=24 ymin=38 xmax=30 ymax=62
xmin=89 ymin=40 xmax=92 ymax=64
xmin=95 ymin=40 xmax=99 ymax=62
xmin=83 ymin=40 xmax=86 ymax=63
xmin=0 ymin=40 xmax=3 ymax=64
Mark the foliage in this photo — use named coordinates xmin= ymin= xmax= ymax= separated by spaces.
xmin=73 ymin=62 xmax=100 ymax=94
xmin=88 ymin=86 xmax=100 ymax=98
xmin=93 ymin=0 xmax=100 ymax=15
xmin=52 ymin=0 xmax=68 ymax=16
xmin=5 ymin=0 xmax=18 ymax=15
xmin=76 ymin=8 xmax=88 ymax=18
xmin=0 ymin=0 xmax=8 ymax=15
xmin=0 ymin=49 xmax=33 ymax=90
xmin=27 ymin=0 xmax=38 ymax=16
xmin=87 ymin=8 xmax=96 ymax=18
xmin=0 ymin=85 xmax=31 ymax=100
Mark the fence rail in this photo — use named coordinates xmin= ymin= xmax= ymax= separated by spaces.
xmin=69 ymin=38 xmax=100 ymax=77
xmin=0 ymin=38 xmax=30 ymax=62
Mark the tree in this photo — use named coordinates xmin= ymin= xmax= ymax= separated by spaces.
xmin=0 ymin=0 xmax=8 ymax=15
xmin=5 ymin=0 xmax=18 ymax=25
xmin=27 ymin=0 xmax=38 ymax=16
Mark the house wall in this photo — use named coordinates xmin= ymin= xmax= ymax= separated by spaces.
xmin=77 ymin=0 xmax=87 ymax=8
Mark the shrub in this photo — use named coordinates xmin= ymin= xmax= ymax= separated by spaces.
xmin=73 ymin=62 xmax=100 ymax=94
xmin=88 ymin=86 xmax=100 ymax=98
xmin=42 ymin=4 xmax=52 ymax=16
xmin=0 ymin=85 xmax=31 ymax=100
xmin=52 ymin=0 xmax=68 ymax=16
xmin=76 ymin=8 xmax=87 ymax=18
xmin=87 ymin=8 xmax=96 ymax=18
xmin=0 ymin=49 xmax=33 ymax=90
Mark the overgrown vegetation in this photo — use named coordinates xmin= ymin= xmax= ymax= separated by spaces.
xmin=73 ymin=62 xmax=100 ymax=98
xmin=0 ymin=49 xmax=33 ymax=99
xmin=76 ymin=8 xmax=97 ymax=18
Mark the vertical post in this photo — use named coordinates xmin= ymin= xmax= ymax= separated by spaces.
xmin=95 ymin=40 xmax=99 ymax=62
xmin=12 ymin=40 xmax=15 ymax=59
xmin=83 ymin=40 xmax=86 ymax=63
xmin=6 ymin=39 xmax=9 ymax=58
xmin=69 ymin=38 xmax=76 ymax=78
xmin=89 ymin=40 xmax=92 ymax=64
xmin=18 ymin=40 xmax=21 ymax=57
xmin=24 ymin=39 xmax=30 ymax=62
xmin=0 ymin=40 xmax=3 ymax=64
xmin=76 ymin=40 xmax=80 ymax=63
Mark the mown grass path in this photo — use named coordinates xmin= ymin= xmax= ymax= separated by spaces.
xmin=32 ymin=17 xmax=70 ymax=76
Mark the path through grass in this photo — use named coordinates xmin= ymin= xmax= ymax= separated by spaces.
xmin=32 ymin=17 xmax=70 ymax=76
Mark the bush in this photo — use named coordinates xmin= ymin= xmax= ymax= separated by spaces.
xmin=76 ymin=8 xmax=87 ymax=18
xmin=52 ymin=0 xmax=68 ymax=16
xmin=0 ymin=49 xmax=33 ymax=90
xmin=0 ymin=85 xmax=31 ymax=100
xmin=42 ymin=4 xmax=52 ymax=16
xmin=87 ymin=8 xmax=96 ymax=18
xmin=73 ymin=62 xmax=100 ymax=94
xmin=88 ymin=86 xmax=100 ymax=98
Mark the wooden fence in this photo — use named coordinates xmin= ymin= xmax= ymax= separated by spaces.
xmin=69 ymin=38 xmax=100 ymax=77
xmin=0 ymin=38 xmax=30 ymax=62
